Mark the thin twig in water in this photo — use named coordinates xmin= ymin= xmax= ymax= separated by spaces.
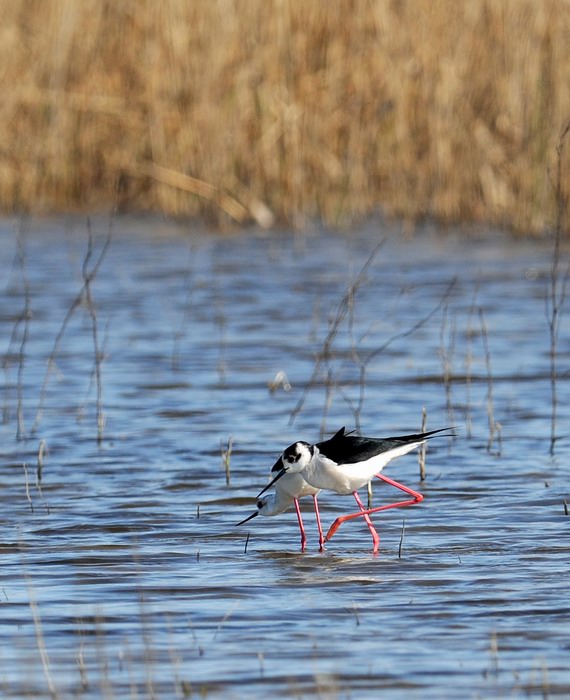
xmin=464 ymin=286 xmax=480 ymax=439
xmin=351 ymin=601 xmax=360 ymax=626
xmin=546 ymin=120 xmax=570 ymax=456
xmin=37 ymin=440 xmax=46 ymax=483
xmin=22 ymin=463 xmax=34 ymax=512
xmin=479 ymin=308 xmax=501 ymax=455
xmin=221 ymin=437 xmax=233 ymax=485
xmin=32 ymin=221 xmax=112 ymax=435
xmin=398 ymin=518 xmax=406 ymax=558
xmin=418 ymin=407 xmax=427 ymax=481
xmin=332 ymin=278 xmax=457 ymax=434
xmin=77 ymin=315 xmax=111 ymax=428
xmin=488 ymin=631 xmax=499 ymax=677
xmin=136 ymin=599 xmax=157 ymax=698
xmin=289 ymin=236 xmax=457 ymax=434
xmin=439 ymin=301 xmax=456 ymax=428
xmin=76 ymin=638 xmax=88 ymax=691
xmin=83 ymin=220 xmax=106 ymax=444
xmin=289 ymin=240 xmax=386 ymax=425
xmin=28 ymin=593 xmax=58 ymax=698
xmin=1 ymin=245 xmax=22 ymax=424
xmin=212 ymin=602 xmax=240 ymax=641
xmin=539 ymin=659 xmax=551 ymax=699
xmin=172 ymin=245 xmax=195 ymax=371
xmin=319 ymin=368 xmax=335 ymax=440
xmin=36 ymin=440 xmax=50 ymax=514
xmin=352 ymin=277 xmax=458 ymax=430
xmin=214 ymin=283 xmax=228 ymax=383
xmin=16 ymin=223 xmax=32 ymax=440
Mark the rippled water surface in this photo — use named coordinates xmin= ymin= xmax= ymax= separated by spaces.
xmin=1 ymin=218 xmax=569 ymax=698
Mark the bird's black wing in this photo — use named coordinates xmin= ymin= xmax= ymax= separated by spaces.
xmin=316 ymin=427 xmax=450 ymax=466
xmin=316 ymin=435 xmax=401 ymax=464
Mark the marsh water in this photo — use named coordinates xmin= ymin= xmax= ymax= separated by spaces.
xmin=1 ymin=218 xmax=569 ymax=698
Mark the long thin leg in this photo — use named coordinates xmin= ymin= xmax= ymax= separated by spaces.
xmin=353 ymin=490 xmax=380 ymax=553
xmin=375 ymin=473 xmax=424 ymax=506
xmin=325 ymin=475 xmax=423 ymax=542
xmin=293 ymin=498 xmax=307 ymax=552
xmin=311 ymin=494 xmax=326 ymax=551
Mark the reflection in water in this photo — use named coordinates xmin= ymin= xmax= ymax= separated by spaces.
xmin=0 ymin=219 xmax=568 ymax=698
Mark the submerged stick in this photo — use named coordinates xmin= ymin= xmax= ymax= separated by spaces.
xmin=22 ymin=463 xmax=34 ymax=512
xmin=83 ymin=220 xmax=106 ymax=444
xmin=351 ymin=601 xmax=361 ymax=626
xmin=172 ymin=245 xmax=194 ymax=371
xmin=28 ymin=592 xmax=58 ymax=697
xmin=488 ymin=631 xmax=499 ymax=677
xmin=479 ymin=308 xmax=501 ymax=455
xmin=319 ymin=368 xmax=335 ymax=440
xmin=398 ymin=518 xmax=406 ymax=558
xmin=221 ymin=436 xmax=233 ymax=485
xmin=36 ymin=440 xmax=50 ymax=514
xmin=289 ymin=240 xmax=386 ymax=425
xmin=36 ymin=440 xmax=46 ymax=483
xmin=439 ymin=301 xmax=456 ymax=427
xmin=546 ymin=120 xmax=570 ymax=456
xmin=32 ymin=221 xmax=112 ymax=435
xmin=16 ymin=223 xmax=31 ymax=440
xmin=354 ymin=277 xmax=458 ymax=428
xmin=418 ymin=407 xmax=427 ymax=481
xmin=290 ymin=239 xmax=457 ymax=433
xmin=464 ymin=286 xmax=480 ymax=440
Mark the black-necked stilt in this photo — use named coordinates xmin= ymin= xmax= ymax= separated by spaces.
xmin=236 ymin=468 xmax=324 ymax=551
xmin=257 ymin=426 xmax=451 ymax=552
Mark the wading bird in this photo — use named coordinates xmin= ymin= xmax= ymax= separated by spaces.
xmin=236 ymin=467 xmax=324 ymax=551
xmin=257 ymin=426 xmax=450 ymax=553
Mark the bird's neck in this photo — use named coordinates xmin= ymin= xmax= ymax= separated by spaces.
xmin=300 ymin=447 xmax=321 ymax=479
xmin=266 ymin=492 xmax=290 ymax=516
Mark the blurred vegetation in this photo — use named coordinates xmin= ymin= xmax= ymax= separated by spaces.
xmin=0 ymin=0 xmax=568 ymax=233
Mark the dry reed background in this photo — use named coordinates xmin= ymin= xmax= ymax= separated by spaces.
xmin=0 ymin=0 xmax=569 ymax=233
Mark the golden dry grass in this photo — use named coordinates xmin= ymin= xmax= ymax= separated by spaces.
xmin=0 ymin=0 xmax=568 ymax=233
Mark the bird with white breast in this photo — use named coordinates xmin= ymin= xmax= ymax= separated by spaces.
xmin=236 ymin=464 xmax=325 ymax=551
xmin=257 ymin=426 xmax=451 ymax=553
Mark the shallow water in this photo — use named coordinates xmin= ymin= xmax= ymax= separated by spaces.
xmin=1 ymin=217 xmax=569 ymax=698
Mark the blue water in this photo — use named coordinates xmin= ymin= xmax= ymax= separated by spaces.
xmin=0 ymin=217 xmax=568 ymax=698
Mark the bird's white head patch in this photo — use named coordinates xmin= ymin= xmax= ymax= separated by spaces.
xmin=281 ymin=441 xmax=314 ymax=472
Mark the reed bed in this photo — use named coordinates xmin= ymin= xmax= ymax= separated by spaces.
xmin=0 ymin=0 xmax=569 ymax=233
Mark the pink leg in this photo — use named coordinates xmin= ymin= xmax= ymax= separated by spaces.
xmin=375 ymin=474 xmax=424 ymax=507
xmin=293 ymin=498 xmax=307 ymax=552
xmin=312 ymin=494 xmax=325 ymax=551
xmin=325 ymin=475 xmax=423 ymax=543
xmin=353 ymin=490 xmax=380 ymax=553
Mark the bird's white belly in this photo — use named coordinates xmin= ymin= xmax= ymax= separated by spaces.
xmin=301 ymin=442 xmax=421 ymax=494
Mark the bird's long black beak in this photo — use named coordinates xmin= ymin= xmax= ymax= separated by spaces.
xmin=235 ymin=510 xmax=259 ymax=527
xmin=256 ymin=466 xmax=287 ymax=498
